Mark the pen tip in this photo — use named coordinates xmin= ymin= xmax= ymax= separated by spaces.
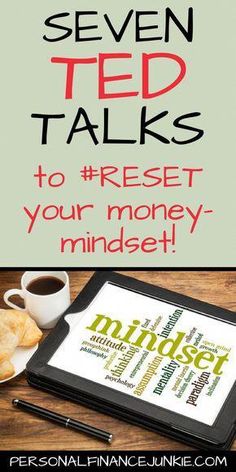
xmin=12 ymin=399 xmax=19 ymax=406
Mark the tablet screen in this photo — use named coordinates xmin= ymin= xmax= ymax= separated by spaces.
xmin=49 ymin=283 xmax=236 ymax=426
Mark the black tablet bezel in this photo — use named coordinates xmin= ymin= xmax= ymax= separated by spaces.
xmin=26 ymin=271 xmax=236 ymax=448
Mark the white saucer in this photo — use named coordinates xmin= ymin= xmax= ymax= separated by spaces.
xmin=0 ymin=344 xmax=38 ymax=383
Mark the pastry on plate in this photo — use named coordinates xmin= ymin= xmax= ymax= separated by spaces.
xmin=0 ymin=320 xmax=19 ymax=362
xmin=0 ymin=359 xmax=15 ymax=381
xmin=19 ymin=315 xmax=43 ymax=347
xmin=0 ymin=309 xmax=42 ymax=380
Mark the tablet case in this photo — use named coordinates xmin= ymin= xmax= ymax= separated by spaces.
xmin=26 ymin=271 xmax=236 ymax=449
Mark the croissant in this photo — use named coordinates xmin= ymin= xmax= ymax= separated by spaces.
xmin=0 ymin=359 xmax=15 ymax=381
xmin=0 ymin=309 xmax=42 ymax=380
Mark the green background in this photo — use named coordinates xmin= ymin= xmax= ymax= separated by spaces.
xmin=1 ymin=0 xmax=235 ymax=266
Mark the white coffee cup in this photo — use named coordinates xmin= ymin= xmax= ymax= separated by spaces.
xmin=4 ymin=271 xmax=70 ymax=329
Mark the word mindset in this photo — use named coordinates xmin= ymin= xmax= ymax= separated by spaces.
xmin=86 ymin=314 xmax=229 ymax=375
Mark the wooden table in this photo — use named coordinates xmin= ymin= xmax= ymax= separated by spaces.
xmin=0 ymin=270 xmax=235 ymax=450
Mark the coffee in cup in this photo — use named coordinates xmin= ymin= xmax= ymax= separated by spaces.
xmin=4 ymin=271 xmax=70 ymax=329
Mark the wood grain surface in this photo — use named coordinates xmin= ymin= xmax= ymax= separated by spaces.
xmin=0 ymin=270 xmax=235 ymax=451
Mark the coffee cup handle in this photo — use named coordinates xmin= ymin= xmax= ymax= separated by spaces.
xmin=3 ymin=289 xmax=27 ymax=311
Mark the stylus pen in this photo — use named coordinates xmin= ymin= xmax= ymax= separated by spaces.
xmin=12 ymin=399 xmax=113 ymax=443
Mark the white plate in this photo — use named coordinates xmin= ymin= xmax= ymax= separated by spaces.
xmin=0 ymin=344 xmax=38 ymax=383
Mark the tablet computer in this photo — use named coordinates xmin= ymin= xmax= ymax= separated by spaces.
xmin=26 ymin=271 xmax=236 ymax=449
